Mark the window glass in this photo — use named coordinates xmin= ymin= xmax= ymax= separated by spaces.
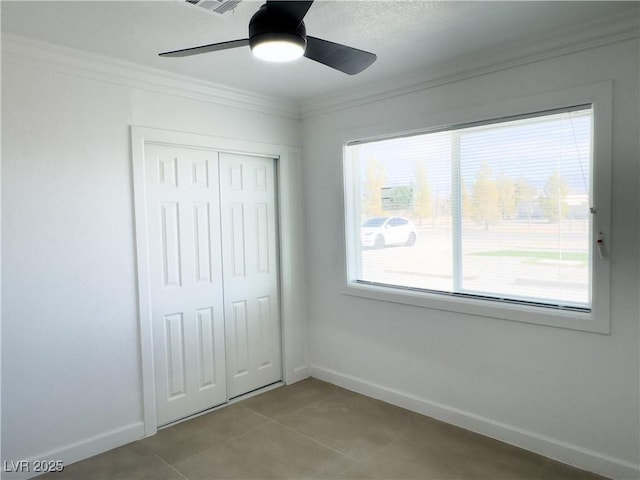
xmin=345 ymin=106 xmax=592 ymax=310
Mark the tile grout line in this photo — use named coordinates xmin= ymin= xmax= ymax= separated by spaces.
xmin=155 ymin=384 xmax=407 ymax=475
xmin=150 ymin=383 xmax=364 ymax=474
xmin=156 ymin=417 xmax=277 ymax=468
xmin=238 ymin=404 xmax=281 ymax=424
xmin=150 ymin=451 xmax=189 ymax=480
xmin=234 ymin=386 xmax=368 ymax=468
xmin=238 ymin=383 xmax=407 ymax=467
xmin=241 ymin=384 xmax=348 ymax=424
xmin=274 ymin=416 xmax=415 ymax=478
xmin=222 ymin=416 xmax=277 ymax=444
xmin=274 ymin=420 xmax=363 ymax=466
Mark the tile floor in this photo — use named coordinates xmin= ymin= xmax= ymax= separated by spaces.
xmin=39 ymin=378 xmax=607 ymax=479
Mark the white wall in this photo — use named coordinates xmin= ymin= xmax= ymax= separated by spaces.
xmin=1 ymin=26 xmax=638 ymax=480
xmin=1 ymin=39 xmax=304 ymax=473
xmin=302 ymin=38 xmax=639 ymax=479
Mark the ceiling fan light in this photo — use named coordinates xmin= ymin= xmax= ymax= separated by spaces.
xmin=252 ymin=39 xmax=304 ymax=62
xmin=250 ymin=32 xmax=306 ymax=62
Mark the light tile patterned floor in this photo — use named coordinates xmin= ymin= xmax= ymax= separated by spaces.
xmin=39 ymin=378 xmax=607 ymax=479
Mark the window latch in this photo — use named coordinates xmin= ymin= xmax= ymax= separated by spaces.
xmin=596 ymin=232 xmax=605 ymax=259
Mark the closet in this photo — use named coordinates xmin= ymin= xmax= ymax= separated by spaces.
xmin=143 ymin=143 xmax=281 ymax=426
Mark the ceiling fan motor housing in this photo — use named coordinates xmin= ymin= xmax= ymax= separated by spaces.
xmin=248 ymin=4 xmax=307 ymax=52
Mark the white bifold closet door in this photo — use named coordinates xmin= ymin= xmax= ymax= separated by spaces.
xmin=144 ymin=144 xmax=281 ymax=426
xmin=219 ymin=153 xmax=281 ymax=399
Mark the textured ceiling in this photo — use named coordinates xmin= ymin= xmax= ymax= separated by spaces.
xmin=2 ymin=1 xmax=637 ymax=102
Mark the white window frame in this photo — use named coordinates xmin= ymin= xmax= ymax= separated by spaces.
xmin=341 ymin=82 xmax=612 ymax=334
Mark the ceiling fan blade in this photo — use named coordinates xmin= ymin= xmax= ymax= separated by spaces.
xmin=266 ymin=0 xmax=313 ymax=24
xmin=304 ymin=36 xmax=376 ymax=75
xmin=159 ymin=39 xmax=250 ymax=57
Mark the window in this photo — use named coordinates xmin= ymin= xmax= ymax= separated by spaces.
xmin=343 ymin=88 xmax=611 ymax=333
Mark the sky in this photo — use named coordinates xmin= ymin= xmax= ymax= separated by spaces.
xmin=348 ymin=108 xmax=592 ymax=197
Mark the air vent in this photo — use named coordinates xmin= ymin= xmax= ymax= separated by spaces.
xmin=184 ymin=0 xmax=242 ymax=15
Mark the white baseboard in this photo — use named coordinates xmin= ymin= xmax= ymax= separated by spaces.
xmin=311 ymin=365 xmax=640 ymax=480
xmin=1 ymin=422 xmax=145 ymax=480
xmin=287 ymin=365 xmax=311 ymax=384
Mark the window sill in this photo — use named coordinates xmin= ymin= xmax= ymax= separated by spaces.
xmin=342 ymin=281 xmax=610 ymax=334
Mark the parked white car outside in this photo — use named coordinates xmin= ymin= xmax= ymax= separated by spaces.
xmin=360 ymin=216 xmax=417 ymax=249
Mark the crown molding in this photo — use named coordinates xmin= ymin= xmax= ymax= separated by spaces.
xmin=3 ymin=7 xmax=638 ymax=122
xmin=299 ymin=10 xmax=640 ymax=119
xmin=1 ymin=33 xmax=300 ymax=120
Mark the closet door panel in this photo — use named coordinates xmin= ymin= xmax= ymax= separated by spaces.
xmin=220 ymin=153 xmax=282 ymax=398
xmin=145 ymin=144 xmax=227 ymax=425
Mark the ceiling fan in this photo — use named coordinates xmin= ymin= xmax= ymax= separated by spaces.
xmin=159 ymin=0 xmax=377 ymax=75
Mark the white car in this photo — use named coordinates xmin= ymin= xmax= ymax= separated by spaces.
xmin=360 ymin=216 xmax=417 ymax=249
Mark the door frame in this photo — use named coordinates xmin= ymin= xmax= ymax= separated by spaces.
xmin=131 ymin=126 xmax=307 ymax=436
